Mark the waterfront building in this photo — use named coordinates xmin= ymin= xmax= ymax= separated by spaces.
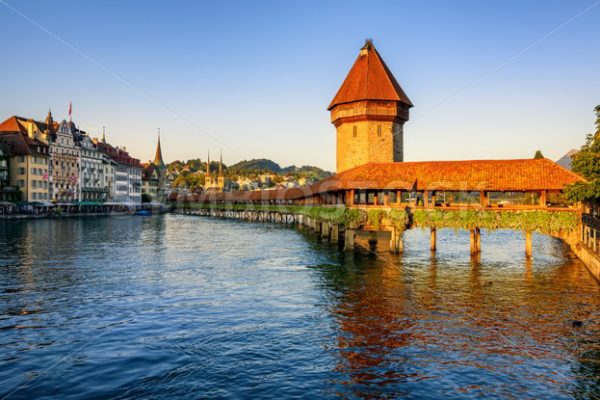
xmin=49 ymin=118 xmax=81 ymax=203
xmin=141 ymin=163 xmax=159 ymax=202
xmin=329 ymin=39 xmax=412 ymax=173
xmin=141 ymin=134 xmax=168 ymax=203
xmin=75 ymin=131 xmax=107 ymax=202
xmin=0 ymin=144 xmax=20 ymax=202
xmin=95 ymin=138 xmax=142 ymax=206
xmin=0 ymin=116 xmax=50 ymax=203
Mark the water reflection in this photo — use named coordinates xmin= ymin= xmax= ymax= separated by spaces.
xmin=0 ymin=217 xmax=599 ymax=399
xmin=311 ymin=229 xmax=600 ymax=398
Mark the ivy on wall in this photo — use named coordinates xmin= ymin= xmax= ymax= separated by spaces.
xmin=184 ymin=203 xmax=578 ymax=235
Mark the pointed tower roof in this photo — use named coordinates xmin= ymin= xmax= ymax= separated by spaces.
xmin=218 ymin=151 xmax=223 ymax=177
xmin=328 ymin=39 xmax=413 ymax=110
xmin=153 ymin=130 xmax=166 ymax=168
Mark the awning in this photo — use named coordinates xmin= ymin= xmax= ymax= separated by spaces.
xmin=79 ymin=201 xmax=103 ymax=206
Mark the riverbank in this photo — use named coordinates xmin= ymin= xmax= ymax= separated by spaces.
xmin=0 ymin=211 xmax=132 ymax=220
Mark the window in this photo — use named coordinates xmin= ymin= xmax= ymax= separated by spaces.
xmin=18 ymin=155 xmax=25 ymax=162
xmin=19 ymin=167 xmax=25 ymax=174
xmin=353 ymin=126 xmax=357 ymax=138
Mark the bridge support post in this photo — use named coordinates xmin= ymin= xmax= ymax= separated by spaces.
xmin=525 ymin=231 xmax=532 ymax=258
xmin=331 ymin=224 xmax=339 ymax=243
xmin=470 ymin=229 xmax=477 ymax=256
xmin=390 ymin=228 xmax=404 ymax=254
xmin=344 ymin=229 xmax=355 ymax=251
xmin=368 ymin=232 xmax=378 ymax=253
xmin=430 ymin=228 xmax=437 ymax=251
xmin=476 ymin=227 xmax=481 ymax=253
xmin=321 ymin=222 xmax=330 ymax=239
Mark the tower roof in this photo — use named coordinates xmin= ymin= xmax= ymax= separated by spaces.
xmin=328 ymin=39 xmax=413 ymax=110
xmin=153 ymin=133 xmax=165 ymax=168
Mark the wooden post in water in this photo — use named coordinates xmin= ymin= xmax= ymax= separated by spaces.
xmin=331 ymin=224 xmax=339 ymax=243
xmin=525 ymin=231 xmax=532 ymax=258
xmin=368 ymin=231 xmax=378 ymax=253
xmin=344 ymin=229 xmax=355 ymax=251
xmin=390 ymin=228 xmax=404 ymax=254
xmin=430 ymin=228 xmax=437 ymax=251
xmin=321 ymin=222 xmax=330 ymax=239
xmin=470 ymin=229 xmax=477 ymax=256
xmin=475 ymin=227 xmax=481 ymax=253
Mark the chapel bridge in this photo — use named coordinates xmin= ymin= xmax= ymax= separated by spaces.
xmin=172 ymin=158 xmax=589 ymax=259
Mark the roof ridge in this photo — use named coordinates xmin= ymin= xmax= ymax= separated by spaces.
xmin=540 ymin=157 xmax=586 ymax=182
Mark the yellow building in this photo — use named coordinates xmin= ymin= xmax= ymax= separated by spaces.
xmin=0 ymin=116 xmax=50 ymax=202
xmin=328 ymin=39 xmax=413 ymax=173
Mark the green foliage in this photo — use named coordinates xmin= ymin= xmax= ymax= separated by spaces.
xmin=565 ymin=105 xmax=600 ymax=202
xmin=533 ymin=150 xmax=544 ymax=159
xmin=141 ymin=193 xmax=152 ymax=203
xmin=412 ymin=209 xmax=577 ymax=235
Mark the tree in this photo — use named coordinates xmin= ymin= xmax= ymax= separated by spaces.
xmin=565 ymin=105 xmax=600 ymax=202
xmin=142 ymin=193 xmax=152 ymax=203
xmin=533 ymin=150 xmax=544 ymax=159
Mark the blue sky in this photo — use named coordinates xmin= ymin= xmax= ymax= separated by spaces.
xmin=0 ymin=0 xmax=598 ymax=171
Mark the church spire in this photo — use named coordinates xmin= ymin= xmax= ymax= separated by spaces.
xmin=218 ymin=151 xmax=223 ymax=177
xmin=206 ymin=151 xmax=211 ymax=176
xmin=45 ymin=108 xmax=53 ymax=126
xmin=153 ymin=128 xmax=165 ymax=168
xmin=102 ymin=126 xmax=106 ymax=143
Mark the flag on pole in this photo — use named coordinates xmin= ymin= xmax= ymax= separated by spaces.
xmin=68 ymin=102 xmax=72 ymax=122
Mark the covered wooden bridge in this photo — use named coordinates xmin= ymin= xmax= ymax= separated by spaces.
xmin=173 ymin=158 xmax=584 ymax=257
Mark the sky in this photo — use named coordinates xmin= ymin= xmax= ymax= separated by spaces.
xmin=0 ymin=0 xmax=599 ymax=171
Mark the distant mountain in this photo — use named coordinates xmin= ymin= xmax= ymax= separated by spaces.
xmin=556 ymin=149 xmax=578 ymax=171
xmin=228 ymin=159 xmax=282 ymax=174
xmin=167 ymin=157 xmax=331 ymax=180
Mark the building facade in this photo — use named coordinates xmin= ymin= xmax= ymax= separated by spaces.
xmin=0 ymin=116 xmax=51 ymax=203
xmin=49 ymin=118 xmax=81 ymax=202
xmin=77 ymin=133 xmax=106 ymax=202
xmin=329 ymin=40 xmax=413 ymax=173
xmin=141 ymin=134 xmax=168 ymax=202
xmin=96 ymin=138 xmax=142 ymax=206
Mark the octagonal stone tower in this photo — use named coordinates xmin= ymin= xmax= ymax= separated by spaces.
xmin=329 ymin=39 xmax=413 ymax=173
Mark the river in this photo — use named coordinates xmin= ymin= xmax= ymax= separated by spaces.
xmin=0 ymin=215 xmax=599 ymax=399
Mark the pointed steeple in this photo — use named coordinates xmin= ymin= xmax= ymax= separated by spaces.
xmin=102 ymin=126 xmax=106 ymax=143
xmin=218 ymin=151 xmax=223 ymax=177
xmin=45 ymin=108 xmax=53 ymax=126
xmin=206 ymin=150 xmax=211 ymax=176
xmin=153 ymin=128 xmax=165 ymax=169
xmin=328 ymin=39 xmax=413 ymax=110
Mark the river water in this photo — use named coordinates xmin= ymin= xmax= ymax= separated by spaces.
xmin=0 ymin=215 xmax=599 ymax=399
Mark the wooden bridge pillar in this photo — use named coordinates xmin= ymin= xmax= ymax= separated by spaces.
xmin=430 ymin=228 xmax=437 ymax=251
xmin=368 ymin=232 xmax=378 ymax=252
xmin=344 ymin=229 xmax=355 ymax=251
xmin=469 ymin=228 xmax=481 ymax=256
xmin=321 ymin=222 xmax=330 ymax=239
xmin=525 ymin=231 xmax=532 ymax=258
xmin=331 ymin=224 xmax=339 ymax=243
xmin=389 ymin=228 xmax=403 ymax=254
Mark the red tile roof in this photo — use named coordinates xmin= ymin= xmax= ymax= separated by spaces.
xmin=328 ymin=40 xmax=413 ymax=110
xmin=310 ymin=159 xmax=584 ymax=193
xmin=0 ymin=116 xmax=24 ymax=133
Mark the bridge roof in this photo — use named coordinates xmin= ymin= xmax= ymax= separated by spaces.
xmin=328 ymin=40 xmax=413 ymax=110
xmin=176 ymin=158 xmax=584 ymax=204
xmin=310 ymin=158 xmax=584 ymax=193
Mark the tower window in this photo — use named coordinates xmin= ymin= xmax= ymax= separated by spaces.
xmin=377 ymin=125 xmax=382 ymax=137
xmin=353 ymin=126 xmax=357 ymax=138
